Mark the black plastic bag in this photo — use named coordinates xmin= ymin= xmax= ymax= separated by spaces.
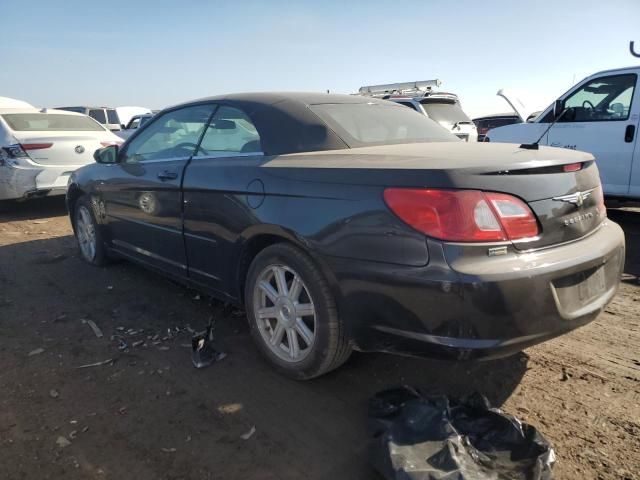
xmin=368 ymin=387 xmax=555 ymax=480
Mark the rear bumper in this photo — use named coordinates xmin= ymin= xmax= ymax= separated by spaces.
xmin=326 ymin=219 xmax=624 ymax=360
xmin=0 ymin=158 xmax=78 ymax=200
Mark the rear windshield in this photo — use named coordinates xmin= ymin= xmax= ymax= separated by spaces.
xmin=107 ymin=109 xmax=120 ymax=124
xmin=89 ymin=109 xmax=106 ymax=124
xmin=420 ymin=100 xmax=471 ymax=124
xmin=309 ymin=103 xmax=456 ymax=147
xmin=1 ymin=113 xmax=105 ymax=131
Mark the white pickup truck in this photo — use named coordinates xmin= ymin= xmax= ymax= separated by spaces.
xmin=487 ymin=66 xmax=640 ymax=200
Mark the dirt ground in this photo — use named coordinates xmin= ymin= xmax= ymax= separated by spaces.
xmin=0 ymin=197 xmax=638 ymax=480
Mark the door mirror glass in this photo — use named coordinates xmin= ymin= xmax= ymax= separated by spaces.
xmin=94 ymin=145 xmax=118 ymax=164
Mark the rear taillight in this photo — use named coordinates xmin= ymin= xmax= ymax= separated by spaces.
xmin=383 ymin=188 xmax=540 ymax=242
xmin=563 ymin=162 xmax=583 ymax=172
xmin=593 ymin=185 xmax=606 ymax=218
xmin=21 ymin=143 xmax=53 ymax=150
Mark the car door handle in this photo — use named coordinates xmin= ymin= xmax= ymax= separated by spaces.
xmin=625 ymin=124 xmax=636 ymax=143
xmin=157 ymin=170 xmax=178 ymax=181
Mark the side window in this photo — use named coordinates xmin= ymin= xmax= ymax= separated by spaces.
xmin=121 ymin=104 xmax=214 ymax=163
xmin=89 ymin=109 xmax=106 ymax=124
xmin=128 ymin=118 xmax=140 ymax=129
xmin=561 ymin=74 xmax=636 ymax=122
xmin=198 ymin=106 xmax=262 ymax=155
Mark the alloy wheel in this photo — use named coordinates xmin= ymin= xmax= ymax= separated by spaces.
xmin=253 ymin=264 xmax=316 ymax=362
xmin=76 ymin=205 xmax=97 ymax=261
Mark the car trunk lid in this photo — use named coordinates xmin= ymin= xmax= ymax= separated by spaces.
xmin=11 ymin=132 xmax=115 ymax=166
xmin=487 ymin=162 xmax=605 ymax=250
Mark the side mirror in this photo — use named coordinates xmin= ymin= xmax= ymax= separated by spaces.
xmin=553 ymin=99 xmax=565 ymax=120
xmin=120 ymin=124 xmax=126 ymax=130
xmin=94 ymin=145 xmax=118 ymax=164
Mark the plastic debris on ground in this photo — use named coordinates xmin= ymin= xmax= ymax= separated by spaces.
xmin=240 ymin=426 xmax=256 ymax=440
xmin=191 ymin=316 xmax=226 ymax=369
xmin=368 ymin=386 xmax=555 ymax=480
xmin=82 ymin=319 xmax=103 ymax=338
xmin=75 ymin=358 xmax=114 ymax=369
xmin=56 ymin=436 xmax=71 ymax=448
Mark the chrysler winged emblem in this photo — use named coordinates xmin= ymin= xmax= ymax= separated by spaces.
xmin=552 ymin=188 xmax=595 ymax=208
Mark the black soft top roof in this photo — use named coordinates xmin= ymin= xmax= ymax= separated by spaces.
xmin=168 ymin=93 xmax=401 ymax=156
xmin=194 ymin=92 xmax=388 ymax=106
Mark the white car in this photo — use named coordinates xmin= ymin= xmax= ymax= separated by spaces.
xmin=0 ymin=105 xmax=122 ymax=200
xmin=487 ymin=66 xmax=640 ymax=200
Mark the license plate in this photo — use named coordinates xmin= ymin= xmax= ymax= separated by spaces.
xmin=578 ymin=267 xmax=606 ymax=302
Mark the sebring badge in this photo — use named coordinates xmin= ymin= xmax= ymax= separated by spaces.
xmin=552 ymin=188 xmax=595 ymax=208
xmin=75 ymin=145 xmax=85 ymax=154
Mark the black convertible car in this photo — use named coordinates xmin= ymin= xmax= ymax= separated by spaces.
xmin=67 ymin=93 xmax=624 ymax=379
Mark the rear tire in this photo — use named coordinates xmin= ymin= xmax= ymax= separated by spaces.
xmin=245 ymin=243 xmax=351 ymax=379
xmin=73 ymin=195 xmax=108 ymax=266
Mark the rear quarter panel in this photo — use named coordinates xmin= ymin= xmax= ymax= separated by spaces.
xmin=181 ymin=155 xmax=430 ymax=298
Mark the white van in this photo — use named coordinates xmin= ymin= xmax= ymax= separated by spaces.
xmin=487 ymin=66 xmax=639 ymax=200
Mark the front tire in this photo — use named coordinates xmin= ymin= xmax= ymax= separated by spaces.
xmin=73 ymin=196 xmax=108 ymax=266
xmin=245 ymin=243 xmax=351 ymax=379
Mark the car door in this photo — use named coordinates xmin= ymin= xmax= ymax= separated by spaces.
xmin=547 ymin=73 xmax=638 ymax=196
xmin=182 ymin=104 xmax=264 ymax=294
xmin=99 ymin=103 xmax=215 ymax=278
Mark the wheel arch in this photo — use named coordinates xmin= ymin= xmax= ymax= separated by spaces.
xmin=66 ymin=183 xmax=86 ymax=234
xmin=235 ymin=226 xmax=342 ymax=308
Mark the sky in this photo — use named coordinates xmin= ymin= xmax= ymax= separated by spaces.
xmin=1 ymin=0 xmax=639 ymax=118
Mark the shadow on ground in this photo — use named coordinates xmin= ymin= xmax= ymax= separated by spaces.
xmin=0 ymin=196 xmax=67 ymax=222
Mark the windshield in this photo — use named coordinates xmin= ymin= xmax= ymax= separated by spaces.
xmin=1 ymin=113 xmax=105 ymax=131
xmin=420 ymin=100 xmax=471 ymax=124
xmin=310 ymin=103 xmax=456 ymax=147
